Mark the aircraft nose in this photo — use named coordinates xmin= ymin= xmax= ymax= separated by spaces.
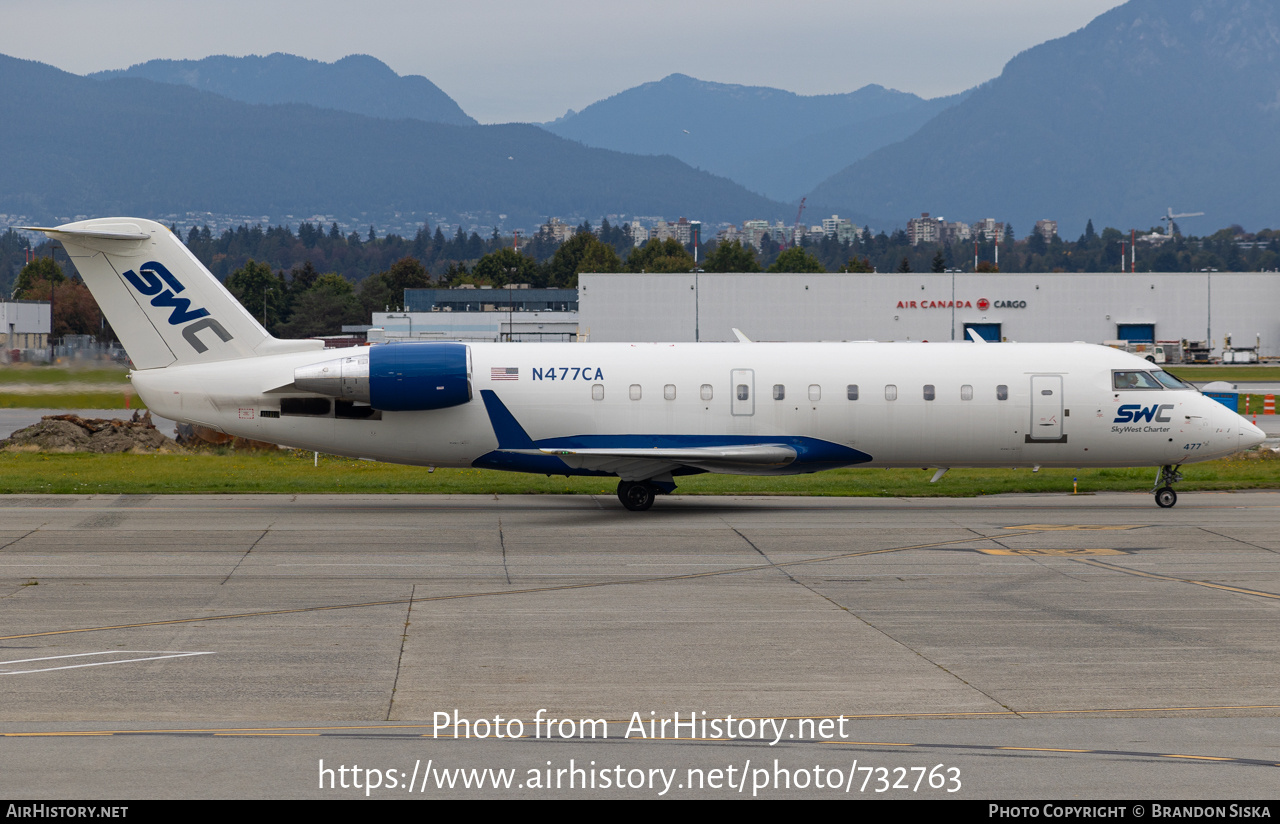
xmin=1241 ymin=418 xmax=1266 ymax=450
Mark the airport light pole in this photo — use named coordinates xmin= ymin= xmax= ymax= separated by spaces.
xmin=505 ymin=267 xmax=518 ymax=342
xmin=47 ymin=242 xmax=62 ymax=362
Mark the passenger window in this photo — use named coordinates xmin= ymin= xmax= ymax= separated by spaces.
xmin=773 ymin=384 xmax=785 ymax=401
xmin=700 ymin=384 xmax=713 ymax=401
xmin=629 ymin=384 xmax=642 ymax=401
xmin=592 ymin=384 xmax=604 ymax=401
xmin=664 ymin=384 xmax=676 ymax=400
xmin=997 ymin=385 xmax=1008 ymax=401
xmin=961 ymin=384 xmax=973 ymax=401
xmin=808 ymin=384 xmax=821 ymax=402
xmin=885 ymin=384 xmax=898 ymax=401
xmin=923 ymin=384 xmax=935 ymax=401
xmin=847 ymin=384 xmax=859 ymax=401
xmin=736 ymin=384 xmax=750 ymax=401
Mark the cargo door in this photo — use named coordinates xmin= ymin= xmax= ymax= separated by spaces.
xmin=731 ymin=369 xmax=754 ymax=416
xmin=1029 ymin=375 xmax=1064 ymax=441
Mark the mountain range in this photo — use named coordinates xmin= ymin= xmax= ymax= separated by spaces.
xmin=93 ymin=53 xmax=476 ymax=127
xmin=5 ymin=0 xmax=1276 ymax=237
xmin=0 ymin=54 xmax=783 ymax=230
xmin=541 ymin=74 xmax=965 ymax=202
xmin=809 ymin=0 xmax=1280 ymax=235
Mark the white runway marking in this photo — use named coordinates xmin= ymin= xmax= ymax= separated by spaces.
xmin=0 ymin=651 xmax=215 ymax=675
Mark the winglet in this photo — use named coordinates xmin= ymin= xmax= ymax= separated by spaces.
xmin=966 ymin=328 xmax=987 ymax=343
xmin=732 ymin=328 xmax=752 ymax=343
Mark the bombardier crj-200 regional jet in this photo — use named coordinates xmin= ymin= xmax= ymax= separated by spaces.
xmin=26 ymin=218 xmax=1266 ymax=511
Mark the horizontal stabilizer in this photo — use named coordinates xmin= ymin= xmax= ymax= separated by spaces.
xmin=20 ymin=224 xmax=151 ymax=242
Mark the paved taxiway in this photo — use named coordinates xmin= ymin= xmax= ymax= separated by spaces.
xmin=2 ymin=492 xmax=1278 ymax=798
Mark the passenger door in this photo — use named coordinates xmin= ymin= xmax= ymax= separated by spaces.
xmin=1029 ymin=375 xmax=1064 ymax=441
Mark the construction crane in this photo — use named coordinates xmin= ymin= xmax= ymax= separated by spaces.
xmin=779 ymin=197 xmax=806 ymax=251
xmin=1161 ymin=207 xmax=1204 ymax=236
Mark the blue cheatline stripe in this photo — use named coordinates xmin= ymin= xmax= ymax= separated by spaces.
xmin=475 ymin=389 xmax=874 ymax=476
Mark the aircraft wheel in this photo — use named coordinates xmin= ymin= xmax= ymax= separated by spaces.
xmin=617 ymin=480 xmax=656 ymax=511
xmin=1155 ymin=487 xmax=1177 ymax=508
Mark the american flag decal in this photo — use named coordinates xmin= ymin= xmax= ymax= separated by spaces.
xmin=491 ymin=367 xmax=519 ymax=381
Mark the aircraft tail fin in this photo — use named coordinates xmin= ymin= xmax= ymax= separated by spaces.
xmin=24 ymin=218 xmax=322 ymax=369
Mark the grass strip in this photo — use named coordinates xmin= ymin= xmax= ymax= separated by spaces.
xmin=1166 ymin=366 xmax=1280 ymax=382
xmin=0 ymin=393 xmax=143 ymax=410
xmin=2 ymin=450 xmax=1277 ymax=496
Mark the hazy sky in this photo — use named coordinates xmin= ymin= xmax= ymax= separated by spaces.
xmin=0 ymin=0 xmax=1126 ymax=123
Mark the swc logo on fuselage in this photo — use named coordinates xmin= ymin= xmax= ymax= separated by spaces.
xmin=123 ymin=261 xmax=234 ymax=353
xmin=1114 ymin=404 xmax=1173 ymax=424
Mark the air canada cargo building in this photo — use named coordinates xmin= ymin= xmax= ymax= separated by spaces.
xmin=578 ymin=272 xmax=1279 ymax=358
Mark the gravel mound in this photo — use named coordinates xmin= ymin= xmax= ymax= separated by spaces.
xmin=0 ymin=413 xmax=184 ymax=454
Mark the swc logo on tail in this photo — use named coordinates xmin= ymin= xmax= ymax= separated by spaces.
xmin=123 ymin=261 xmax=234 ymax=353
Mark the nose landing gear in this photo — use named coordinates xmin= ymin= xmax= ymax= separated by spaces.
xmin=1153 ymin=465 xmax=1183 ymax=508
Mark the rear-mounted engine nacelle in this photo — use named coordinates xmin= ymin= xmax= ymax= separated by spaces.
xmin=293 ymin=342 xmax=472 ymax=411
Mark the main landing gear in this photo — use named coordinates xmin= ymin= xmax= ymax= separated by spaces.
xmin=1153 ymin=464 xmax=1183 ymax=508
xmin=617 ymin=480 xmax=659 ymax=512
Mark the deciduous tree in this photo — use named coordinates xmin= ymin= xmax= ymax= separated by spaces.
xmin=767 ymin=247 xmax=826 ymax=273
xmin=703 ymin=240 xmax=761 ymax=273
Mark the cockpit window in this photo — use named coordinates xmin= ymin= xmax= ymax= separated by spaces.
xmin=1150 ymin=371 xmax=1194 ymax=390
xmin=1113 ymin=370 xmax=1164 ymax=390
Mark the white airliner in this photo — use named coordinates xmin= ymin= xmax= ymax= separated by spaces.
xmin=27 ymin=218 xmax=1265 ymax=510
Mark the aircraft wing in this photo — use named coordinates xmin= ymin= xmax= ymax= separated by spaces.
xmin=479 ymin=388 xmax=817 ymax=481
xmin=530 ymin=444 xmax=796 ymax=479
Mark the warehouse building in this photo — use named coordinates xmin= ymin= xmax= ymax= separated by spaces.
xmin=577 ymin=272 xmax=1278 ymax=358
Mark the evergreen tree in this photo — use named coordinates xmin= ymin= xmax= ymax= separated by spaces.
xmin=279 ymin=273 xmax=364 ymax=339
xmin=225 ymin=260 xmax=286 ymax=332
